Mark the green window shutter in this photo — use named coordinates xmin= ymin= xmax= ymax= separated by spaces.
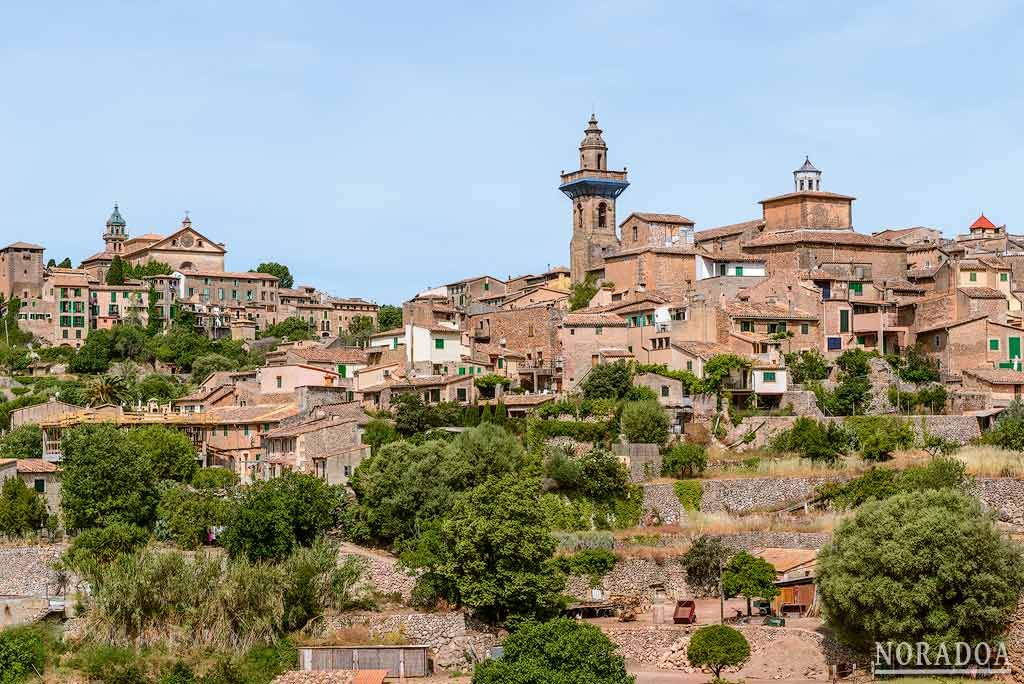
xmin=1002 ymin=272 xmax=1009 ymax=282
xmin=497 ymin=358 xmax=504 ymax=368
xmin=990 ymin=338 xmax=1000 ymax=351
xmin=778 ymin=322 xmax=786 ymax=331
xmin=850 ymin=282 xmax=863 ymax=294
xmin=457 ymin=388 xmax=467 ymax=401
xmin=856 ymin=336 xmax=866 ymax=345
xmin=801 ymin=323 xmax=809 ymax=334
xmin=435 ymin=338 xmax=444 ymax=350
xmin=970 ymin=272 xmax=977 ymax=282
xmin=393 ymin=337 xmax=399 ymax=349
xmin=735 ymin=266 xmax=743 ymax=276
xmin=839 ymin=310 xmax=850 ymax=333
xmin=763 ymin=371 xmax=776 ymax=382
xmin=719 ymin=264 xmax=726 ymax=276
xmin=458 ymin=367 xmax=465 ymax=375
xmin=686 ymin=360 xmax=693 ymax=371
xmin=338 ymin=364 xmax=347 ymax=378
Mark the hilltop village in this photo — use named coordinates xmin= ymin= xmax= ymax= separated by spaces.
xmin=3 ymin=117 xmax=1024 ymax=683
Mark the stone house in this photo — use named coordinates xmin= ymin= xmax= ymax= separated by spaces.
xmin=962 ymin=368 xmax=1024 ymax=403
xmin=446 ymin=275 xmax=505 ymax=310
xmin=872 ymin=226 xmax=943 ymax=246
xmin=915 ymin=316 xmax=1024 ymax=377
xmin=0 ymin=459 xmax=60 ymax=513
xmin=558 ymin=312 xmax=629 ymax=392
xmin=0 ymin=241 xmax=45 ymax=301
xmin=260 ymin=409 xmax=369 ymax=485
xmin=694 ymin=219 xmax=765 ymax=254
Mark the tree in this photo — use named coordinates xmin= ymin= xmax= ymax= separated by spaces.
xmin=222 ymin=472 xmax=343 ymax=561
xmin=392 ymin=393 xmax=435 ymax=436
xmin=783 ymin=349 xmax=829 ymax=385
xmin=46 ymin=258 xmax=56 ymax=268
xmin=127 ymin=425 xmax=198 ymax=483
xmin=133 ymin=373 xmax=184 ymax=404
xmin=722 ymin=551 xmax=779 ymax=616
xmin=0 ymin=424 xmax=43 ymax=459
xmin=576 ymin=447 xmax=629 ymax=501
xmin=769 ymin=417 xmax=851 ymax=463
xmin=259 ymin=316 xmax=313 ymax=341
xmin=817 ymin=489 xmax=1024 ymax=650
xmin=84 ymin=374 xmax=131 ymax=406
xmin=253 ymin=262 xmax=294 ymax=289
xmin=662 ymin=442 xmax=706 ymax=478
xmin=346 ymin=315 xmax=375 ymax=347
xmin=192 ymin=467 xmax=239 ymax=490
xmin=982 ymin=398 xmax=1024 ymax=450
xmin=57 ymin=257 xmax=72 ymax=268
xmin=581 ymin=361 xmax=633 ymax=400
xmin=190 ymin=352 xmax=237 ymax=383
xmin=472 ymin=617 xmax=632 ymax=684
xmin=106 ymin=254 xmax=126 ymax=285
xmin=568 ymin=274 xmax=600 ymax=311
xmin=110 ymin=324 xmax=152 ymax=362
xmin=377 ymin=304 xmax=403 ymax=331
xmin=687 ymin=625 xmax=751 ymax=679
xmin=0 ymin=478 xmax=49 ymax=537
xmin=474 ymin=373 xmax=511 ymax=399
xmin=155 ymin=482 xmax=230 ymax=549
xmin=417 ymin=475 xmax=565 ymax=625
xmin=362 ymin=419 xmax=400 ymax=455
xmin=845 ymin=415 xmax=914 ymax=461
xmin=60 ymin=423 xmax=159 ymax=530
xmin=680 ymin=535 xmax=731 ymax=597
xmin=64 ymin=521 xmax=149 ymax=567
xmin=70 ymin=328 xmax=114 ymax=374
xmin=700 ymin=354 xmax=752 ymax=396
xmin=620 ymin=400 xmax=669 ymax=445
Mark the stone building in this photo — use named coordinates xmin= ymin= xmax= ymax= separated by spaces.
xmin=561 ymin=114 xmax=629 ymax=282
xmin=0 ymin=242 xmax=45 ymax=302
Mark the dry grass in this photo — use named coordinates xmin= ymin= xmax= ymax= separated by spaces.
xmin=953 ymin=444 xmax=1024 ymax=477
xmin=680 ymin=511 xmax=845 ymax=535
xmin=294 ymin=624 xmax=409 ymax=647
xmin=706 ymin=452 xmax=866 ymax=479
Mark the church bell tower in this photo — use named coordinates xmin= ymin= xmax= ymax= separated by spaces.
xmin=560 ymin=114 xmax=629 ymax=282
xmin=103 ymin=203 xmax=128 ymax=253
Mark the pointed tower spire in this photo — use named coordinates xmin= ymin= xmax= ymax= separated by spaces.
xmin=793 ymin=157 xmax=822 ymax=192
xmin=103 ymin=202 xmax=128 ymax=253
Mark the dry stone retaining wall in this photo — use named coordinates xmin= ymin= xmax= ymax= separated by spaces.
xmin=605 ymin=624 xmax=867 ymax=677
xmin=0 ymin=545 xmax=64 ymax=597
xmin=907 ymin=415 xmax=981 ymax=444
xmin=972 ymin=477 xmax=1024 ymax=526
xmin=699 ymin=476 xmax=838 ymax=514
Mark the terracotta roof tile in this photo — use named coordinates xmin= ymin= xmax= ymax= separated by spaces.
xmin=562 ymin=312 xmax=627 ymax=327
xmin=694 ymin=219 xmax=764 ymax=241
xmin=958 ymin=287 xmax=1006 ymax=299
xmin=758 ymin=190 xmax=856 ymax=203
xmin=723 ymin=301 xmax=818 ymax=320
xmin=671 ymin=341 xmax=735 ymax=360
xmin=621 ymin=212 xmax=695 ymax=225
xmin=963 ymin=368 xmax=1024 ymax=385
xmin=744 ymin=230 xmax=898 ymax=249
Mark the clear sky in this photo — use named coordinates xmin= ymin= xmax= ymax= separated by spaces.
xmin=3 ymin=1 xmax=1022 ymax=304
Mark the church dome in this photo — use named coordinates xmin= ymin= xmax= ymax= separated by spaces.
xmin=106 ymin=203 xmax=126 ymax=229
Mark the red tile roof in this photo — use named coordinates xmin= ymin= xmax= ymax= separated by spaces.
xmin=0 ymin=459 xmax=58 ymax=474
xmin=723 ymin=301 xmax=818 ymax=320
xmin=620 ymin=212 xmax=695 ymax=225
xmin=743 ymin=230 xmax=899 ymax=249
xmin=563 ymin=312 xmax=627 ymax=327
xmin=971 ymin=213 xmax=997 ymax=230
xmin=963 ymin=368 xmax=1024 ymax=385
xmin=758 ymin=190 xmax=856 ymax=204
xmin=694 ymin=219 xmax=764 ymax=241
xmin=672 ymin=341 xmax=735 ymax=359
xmin=958 ymin=287 xmax=1006 ymax=299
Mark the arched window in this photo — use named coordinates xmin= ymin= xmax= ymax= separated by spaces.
xmin=597 ymin=203 xmax=607 ymax=228
xmin=597 ymin=153 xmax=603 ymax=168
xmin=576 ymin=203 xmax=583 ymax=228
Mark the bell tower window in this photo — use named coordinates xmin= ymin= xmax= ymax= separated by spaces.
xmin=598 ymin=203 xmax=607 ymax=228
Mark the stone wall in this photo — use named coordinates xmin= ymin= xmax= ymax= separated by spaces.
xmin=906 ymin=414 xmax=981 ymax=444
xmin=972 ymin=477 xmax=1024 ymax=526
xmin=340 ymin=550 xmax=417 ymax=601
xmin=613 ymin=442 xmax=662 ymax=483
xmin=0 ymin=545 xmax=64 ymax=597
xmin=781 ymin=390 xmax=823 ymax=418
xmin=699 ymin=476 xmax=838 ymax=514
xmin=605 ymin=624 xmax=867 ymax=676
xmin=723 ymin=416 xmax=797 ymax=451
xmin=641 ymin=483 xmax=681 ymax=524
xmin=316 ymin=611 xmax=498 ymax=671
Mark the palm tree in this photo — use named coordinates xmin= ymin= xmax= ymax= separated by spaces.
xmin=86 ymin=374 xmax=130 ymax=407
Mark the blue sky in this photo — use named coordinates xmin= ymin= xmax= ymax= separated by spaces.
xmin=2 ymin=1 xmax=1022 ymax=303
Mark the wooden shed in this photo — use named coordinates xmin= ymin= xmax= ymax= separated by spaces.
xmin=297 ymin=645 xmax=431 ymax=678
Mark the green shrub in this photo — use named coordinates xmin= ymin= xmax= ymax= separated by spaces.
xmin=155 ymin=483 xmax=230 ymax=549
xmin=816 ymin=457 xmax=969 ymax=510
xmin=982 ymin=399 xmax=1024 ymax=451
xmin=9 ymin=386 xmax=29 ymax=396
xmin=191 ymin=467 xmax=240 ymax=490
xmin=783 ymin=349 xmax=829 ymax=384
xmin=674 ymin=480 xmax=702 ymax=512
xmin=687 ymin=625 xmax=750 ymax=679
xmin=554 ymin=548 xmax=617 ymax=586
xmin=0 ymin=478 xmax=49 ymax=537
xmin=0 ymin=625 xmax=46 ymax=684
xmin=770 ymin=417 xmax=852 ymax=462
xmin=845 ymin=415 xmax=915 ymax=461
xmin=662 ymin=442 xmax=706 ymax=478
xmin=620 ymin=400 xmax=669 ymax=445
xmin=65 ymin=523 xmax=149 ymax=570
